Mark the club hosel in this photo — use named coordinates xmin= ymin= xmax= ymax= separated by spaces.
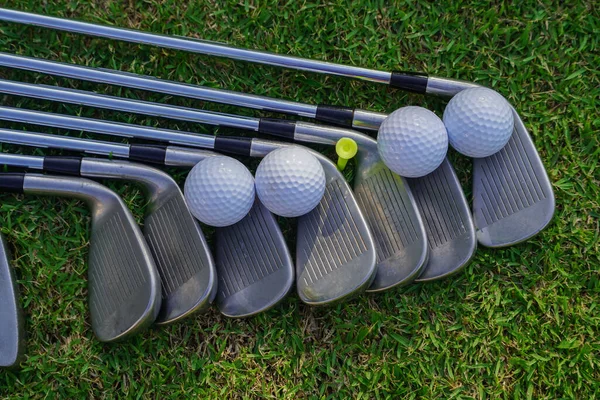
xmin=293 ymin=121 xmax=378 ymax=150
xmin=163 ymin=146 xmax=218 ymax=167
xmin=21 ymin=174 xmax=122 ymax=213
xmin=79 ymin=158 xmax=177 ymax=205
xmin=425 ymin=76 xmax=480 ymax=98
xmin=248 ymin=137 xmax=291 ymax=158
xmin=351 ymin=109 xmax=387 ymax=131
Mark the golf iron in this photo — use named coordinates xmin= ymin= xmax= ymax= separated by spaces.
xmin=0 ymin=172 xmax=161 ymax=342
xmin=0 ymin=109 xmax=377 ymax=304
xmin=0 ymin=9 xmax=554 ymax=246
xmin=0 ymin=231 xmax=24 ymax=368
xmin=0 ymin=80 xmax=435 ymax=286
xmin=0 ymin=150 xmax=216 ymax=325
xmin=0 ymin=129 xmax=294 ymax=317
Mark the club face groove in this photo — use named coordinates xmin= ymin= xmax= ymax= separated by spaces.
xmin=87 ymin=202 xmax=160 ymax=341
xmin=144 ymin=192 xmax=216 ymax=324
xmin=353 ymin=151 xmax=428 ymax=291
xmin=0 ymin=232 xmax=24 ymax=368
xmin=296 ymin=152 xmax=376 ymax=305
xmin=407 ymin=158 xmax=477 ymax=281
xmin=215 ymin=199 xmax=293 ymax=318
xmin=473 ymin=109 xmax=555 ymax=247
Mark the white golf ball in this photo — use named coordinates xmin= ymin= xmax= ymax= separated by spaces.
xmin=443 ymin=87 xmax=514 ymax=158
xmin=255 ymin=147 xmax=326 ymax=218
xmin=377 ymin=106 xmax=448 ymax=178
xmin=184 ymin=156 xmax=255 ymax=227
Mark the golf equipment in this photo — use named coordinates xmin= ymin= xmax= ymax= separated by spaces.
xmin=0 ymin=82 xmax=425 ymax=289
xmin=0 ymin=110 xmax=377 ymax=304
xmin=184 ymin=156 xmax=255 ymax=227
xmin=255 ymin=147 xmax=325 ymax=218
xmin=0 ymin=231 xmax=24 ymax=368
xmin=0 ymin=172 xmax=161 ymax=342
xmin=0 ymin=129 xmax=293 ymax=318
xmin=443 ymin=87 xmax=514 ymax=158
xmin=0 ymin=152 xmax=216 ymax=324
xmin=0 ymin=10 xmax=552 ymax=247
xmin=377 ymin=107 xmax=448 ymax=178
xmin=335 ymin=138 xmax=357 ymax=171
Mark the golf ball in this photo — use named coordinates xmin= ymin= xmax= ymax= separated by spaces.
xmin=443 ymin=87 xmax=514 ymax=158
xmin=184 ymin=156 xmax=255 ymax=227
xmin=255 ymin=147 xmax=326 ymax=218
xmin=377 ymin=106 xmax=448 ymax=178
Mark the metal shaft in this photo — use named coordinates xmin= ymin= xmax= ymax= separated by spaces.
xmin=0 ymin=8 xmax=392 ymax=84
xmin=0 ymin=53 xmax=318 ymax=118
xmin=0 ymin=128 xmax=131 ymax=157
xmin=0 ymin=106 xmax=216 ymax=148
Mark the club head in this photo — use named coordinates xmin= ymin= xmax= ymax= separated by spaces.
xmin=163 ymin=146 xmax=294 ymax=317
xmin=473 ymin=108 xmax=555 ymax=247
xmin=295 ymin=148 xmax=377 ymax=305
xmin=352 ymin=140 xmax=429 ymax=291
xmin=407 ymin=158 xmax=477 ymax=281
xmin=80 ymin=159 xmax=217 ymax=325
xmin=20 ymin=174 xmax=161 ymax=342
xmin=0 ymin=232 xmax=25 ymax=368
xmin=215 ymin=199 xmax=294 ymax=317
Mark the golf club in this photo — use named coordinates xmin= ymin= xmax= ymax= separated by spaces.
xmin=0 ymin=172 xmax=161 ymax=342
xmin=0 ymin=129 xmax=294 ymax=318
xmin=0 ymin=9 xmax=554 ymax=246
xmin=0 ymin=150 xmax=216 ymax=325
xmin=0 ymin=81 xmax=433 ymax=286
xmin=0 ymin=231 xmax=24 ymax=368
xmin=0 ymin=110 xmax=377 ymax=304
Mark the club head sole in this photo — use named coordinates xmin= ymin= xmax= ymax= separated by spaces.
xmin=354 ymin=161 xmax=429 ymax=292
xmin=473 ymin=109 xmax=555 ymax=247
xmin=0 ymin=232 xmax=25 ymax=368
xmin=296 ymin=152 xmax=377 ymax=305
xmin=216 ymin=199 xmax=294 ymax=318
xmin=408 ymin=158 xmax=477 ymax=281
xmin=145 ymin=192 xmax=217 ymax=324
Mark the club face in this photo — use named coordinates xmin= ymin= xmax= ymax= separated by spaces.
xmin=215 ymin=199 xmax=294 ymax=317
xmin=87 ymin=197 xmax=161 ymax=341
xmin=407 ymin=158 xmax=477 ymax=281
xmin=296 ymin=150 xmax=377 ymax=305
xmin=144 ymin=190 xmax=217 ymax=324
xmin=473 ymin=108 xmax=555 ymax=247
xmin=23 ymin=174 xmax=161 ymax=342
xmin=0 ymin=233 xmax=24 ymax=368
xmin=353 ymin=147 xmax=429 ymax=291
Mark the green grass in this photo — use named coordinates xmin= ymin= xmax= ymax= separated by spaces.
xmin=0 ymin=0 xmax=598 ymax=398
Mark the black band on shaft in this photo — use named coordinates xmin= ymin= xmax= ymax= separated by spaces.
xmin=214 ymin=136 xmax=252 ymax=156
xmin=0 ymin=173 xmax=25 ymax=193
xmin=315 ymin=105 xmax=355 ymax=127
xmin=257 ymin=118 xmax=295 ymax=139
xmin=43 ymin=157 xmax=82 ymax=176
xmin=390 ymin=71 xmax=429 ymax=93
xmin=129 ymin=145 xmax=168 ymax=165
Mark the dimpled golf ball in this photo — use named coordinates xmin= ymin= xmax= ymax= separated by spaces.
xmin=377 ymin=106 xmax=448 ymax=178
xmin=184 ymin=156 xmax=255 ymax=227
xmin=255 ymin=147 xmax=326 ymax=218
xmin=443 ymin=87 xmax=514 ymax=158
